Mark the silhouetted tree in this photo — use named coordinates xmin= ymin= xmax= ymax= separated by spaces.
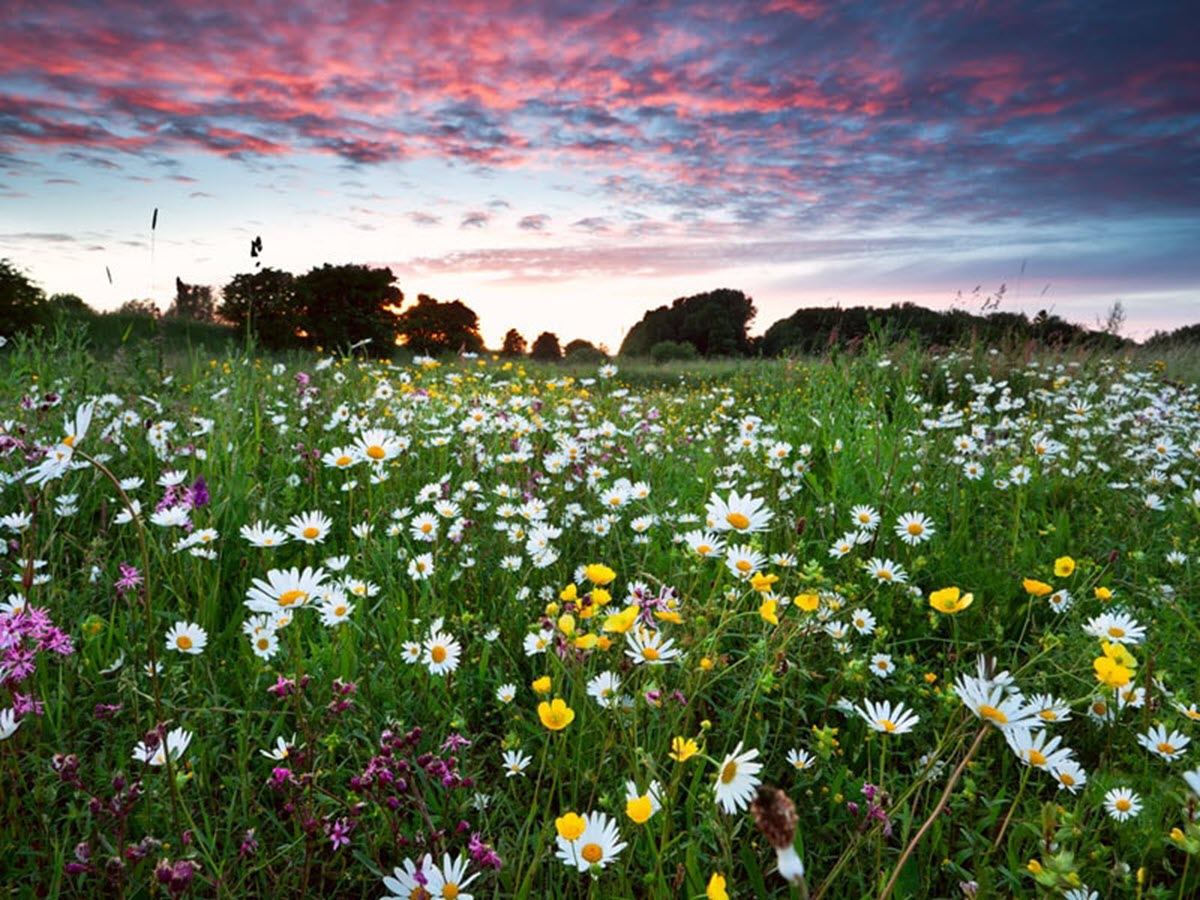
xmin=117 ymin=298 xmax=161 ymax=318
xmin=395 ymin=294 xmax=485 ymax=355
xmin=500 ymin=328 xmax=527 ymax=357
xmin=220 ymin=268 xmax=299 ymax=349
xmin=563 ymin=338 xmax=607 ymax=364
xmin=619 ymin=288 xmax=756 ymax=357
xmin=295 ymin=264 xmax=403 ymax=352
xmin=530 ymin=331 xmax=562 ymax=361
xmin=0 ymin=258 xmax=49 ymax=335
xmin=48 ymin=292 xmax=91 ymax=314
xmin=167 ymin=277 xmax=216 ymax=322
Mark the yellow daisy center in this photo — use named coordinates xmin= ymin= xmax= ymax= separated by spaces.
xmin=1116 ymin=798 xmax=1131 ymax=812
xmin=431 ymin=646 xmax=447 ymax=664
xmin=979 ymin=705 xmax=1008 ymax=724
xmin=907 ymin=522 xmax=923 ymax=535
xmin=1059 ymin=773 xmax=1076 ymax=787
xmin=720 ymin=760 xmax=739 ymax=784
xmin=443 ymin=884 xmax=459 ymax=900
xmin=334 ymin=605 xmax=347 ymax=617
xmin=303 ymin=526 xmax=320 ymax=539
xmin=642 ymin=647 xmax=660 ymax=661
xmin=1039 ymin=710 xmax=1057 ymax=721
xmin=256 ymin=638 xmax=270 ymax=650
xmin=64 ymin=434 xmax=76 ymax=447
xmin=726 ymin=512 xmax=750 ymax=530
xmin=1027 ymin=749 xmax=1047 ymax=766
xmin=1107 ymin=626 xmax=1125 ymax=638
xmin=421 ymin=523 xmax=433 ymax=533
xmin=876 ymin=569 xmax=892 ymax=581
xmin=697 ymin=544 xmax=712 ymax=555
xmin=735 ymin=560 xmax=752 ymax=573
xmin=176 ymin=635 xmax=193 ymax=650
xmin=879 ymin=719 xmax=896 ymax=733
xmin=336 ymin=455 xmax=352 ymax=466
xmin=581 ymin=843 xmax=603 ymax=864
xmin=366 ymin=445 xmax=385 ymax=460
xmin=408 ymin=888 xmax=430 ymax=900
xmin=278 ymin=590 xmax=307 ymax=607
xmin=1158 ymin=742 xmax=1176 ymax=755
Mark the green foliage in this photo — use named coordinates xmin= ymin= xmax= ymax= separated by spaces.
xmin=649 ymin=339 xmax=699 ymax=363
xmin=620 ymin=287 xmax=757 ymax=357
xmin=529 ymin=330 xmax=562 ymax=361
xmin=0 ymin=257 xmax=49 ymax=336
xmin=394 ymin=293 xmax=485 ymax=356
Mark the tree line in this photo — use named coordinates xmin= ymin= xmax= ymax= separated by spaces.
xmin=3 ymin=257 xmax=1198 ymax=356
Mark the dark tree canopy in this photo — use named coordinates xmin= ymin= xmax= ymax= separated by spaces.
xmin=563 ymin=338 xmax=607 ymax=364
xmin=48 ymin=292 xmax=92 ymax=316
xmin=167 ymin=277 xmax=216 ymax=322
xmin=395 ymin=294 xmax=485 ymax=356
xmin=117 ymin=298 xmax=161 ymax=317
xmin=500 ymin=328 xmax=527 ymax=357
xmin=219 ymin=268 xmax=298 ymax=349
xmin=529 ymin=331 xmax=562 ymax=361
xmin=619 ymin=288 xmax=756 ymax=357
xmin=0 ymin=258 xmax=49 ymax=335
xmin=295 ymin=264 xmax=403 ymax=352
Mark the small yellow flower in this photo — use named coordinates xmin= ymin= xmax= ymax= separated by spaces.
xmin=544 ymin=602 xmax=560 ymax=617
xmin=669 ymin=736 xmax=700 ymax=762
xmin=929 ymin=586 xmax=974 ymax=614
xmin=924 ymin=672 xmax=938 ymax=684
xmin=532 ymin=676 xmax=552 ymax=694
xmin=750 ymin=572 xmax=778 ymax=593
xmin=794 ymin=592 xmax=820 ymax=612
xmin=602 ymin=605 xmax=639 ymax=634
xmin=537 ymin=698 xmax=575 ymax=731
xmin=626 ymin=794 xmax=653 ymax=824
xmin=557 ymin=614 xmax=575 ymax=636
xmin=555 ymin=812 xmax=585 ymax=841
xmin=699 ymin=656 xmax=714 ymax=672
xmin=1095 ymin=586 xmax=1113 ymax=602
xmin=759 ymin=597 xmax=779 ymax=625
xmin=1170 ymin=827 xmax=1186 ymax=843
xmin=1023 ymin=578 xmax=1052 ymax=596
xmin=1027 ymin=860 xmax=1043 ymax=875
xmin=585 ymin=564 xmax=616 ymax=586
xmin=1094 ymin=655 xmax=1131 ymax=689
xmin=573 ymin=634 xmax=598 ymax=650
xmin=591 ymin=587 xmax=611 ymax=606
xmin=560 ymin=584 xmax=578 ymax=602
xmin=707 ymin=873 xmax=729 ymax=900
xmin=1054 ymin=556 xmax=1075 ymax=577
xmin=654 ymin=609 xmax=683 ymax=625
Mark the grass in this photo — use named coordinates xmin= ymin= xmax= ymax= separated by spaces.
xmin=1 ymin=330 xmax=1199 ymax=898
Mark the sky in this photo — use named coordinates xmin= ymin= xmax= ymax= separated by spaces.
xmin=1 ymin=0 xmax=1197 ymax=350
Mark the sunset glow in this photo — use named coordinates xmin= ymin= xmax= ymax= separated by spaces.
xmin=2 ymin=0 xmax=1196 ymax=347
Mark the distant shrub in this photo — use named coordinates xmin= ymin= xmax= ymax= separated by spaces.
xmin=649 ymin=339 xmax=699 ymax=363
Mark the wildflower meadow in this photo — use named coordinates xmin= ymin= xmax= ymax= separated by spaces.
xmin=2 ymin=332 xmax=1199 ymax=899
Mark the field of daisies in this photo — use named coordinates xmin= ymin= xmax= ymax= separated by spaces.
xmin=1 ymin=334 xmax=1199 ymax=899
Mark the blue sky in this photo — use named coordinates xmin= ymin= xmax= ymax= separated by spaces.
xmin=2 ymin=0 xmax=1197 ymax=348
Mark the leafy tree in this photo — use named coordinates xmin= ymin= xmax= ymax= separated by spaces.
xmin=167 ymin=277 xmax=216 ymax=322
xmin=116 ymin=298 xmax=161 ymax=318
xmin=295 ymin=264 xmax=403 ymax=352
xmin=0 ymin=258 xmax=49 ymax=335
xmin=563 ymin=338 xmax=607 ymax=364
xmin=530 ymin=331 xmax=562 ymax=362
xmin=619 ymin=288 xmax=756 ymax=357
xmin=219 ymin=268 xmax=299 ymax=350
xmin=394 ymin=294 xmax=485 ymax=356
xmin=48 ymin=292 xmax=92 ymax=316
xmin=500 ymin=328 xmax=527 ymax=357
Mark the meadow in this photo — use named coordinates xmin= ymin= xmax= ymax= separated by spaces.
xmin=1 ymin=329 xmax=1199 ymax=899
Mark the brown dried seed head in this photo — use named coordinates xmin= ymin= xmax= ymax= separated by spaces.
xmin=751 ymin=784 xmax=797 ymax=849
